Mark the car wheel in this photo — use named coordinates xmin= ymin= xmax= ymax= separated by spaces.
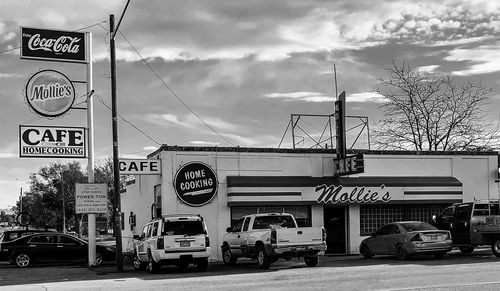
xmin=197 ymin=258 xmax=209 ymax=272
xmin=133 ymin=252 xmax=147 ymax=270
xmin=147 ymin=251 xmax=160 ymax=274
xmin=15 ymin=253 xmax=31 ymax=268
xmin=433 ymin=252 xmax=446 ymax=259
xmin=304 ymin=256 xmax=319 ymax=267
xmin=459 ymin=246 xmax=475 ymax=254
xmin=222 ymin=246 xmax=237 ymax=266
xmin=360 ymin=243 xmax=373 ymax=259
xmin=257 ymin=247 xmax=271 ymax=269
xmin=395 ymin=244 xmax=407 ymax=261
xmin=491 ymin=240 xmax=500 ymax=257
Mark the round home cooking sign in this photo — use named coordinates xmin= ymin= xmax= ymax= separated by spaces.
xmin=25 ymin=69 xmax=75 ymax=117
xmin=174 ymin=162 xmax=218 ymax=207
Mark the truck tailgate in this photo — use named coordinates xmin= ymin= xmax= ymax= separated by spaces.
xmin=276 ymin=227 xmax=324 ymax=247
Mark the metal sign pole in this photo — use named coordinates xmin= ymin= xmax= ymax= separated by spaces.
xmin=86 ymin=31 xmax=97 ymax=266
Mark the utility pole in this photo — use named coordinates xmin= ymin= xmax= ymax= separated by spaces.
xmin=110 ymin=13 xmax=123 ymax=272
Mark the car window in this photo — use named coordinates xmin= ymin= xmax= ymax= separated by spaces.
xmin=491 ymin=204 xmax=500 ymax=215
xmin=441 ymin=207 xmax=454 ymax=218
xmin=376 ymin=225 xmax=393 ymax=235
xmin=141 ymin=225 xmax=148 ymax=238
xmin=30 ymin=235 xmax=56 ymax=243
xmin=243 ymin=217 xmax=251 ymax=231
xmin=455 ymin=204 xmax=472 ymax=220
xmin=58 ymin=235 xmax=80 ymax=245
xmin=146 ymin=224 xmax=153 ymax=238
xmin=390 ymin=225 xmax=400 ymax=234
xmin=233 ymin=218 xmax=245 ymax=232
xmin=152 ymin=222 xmax=159 ymax=237
xmin=163 ymin=220 xmax=205 ymax=235
xmin=253 ymin=215 xmax=295 ymax=229
xmin=400 ymin=222 xmax=437 ymax=232
xmin=473 ymin=204 xmax=490 ymax=216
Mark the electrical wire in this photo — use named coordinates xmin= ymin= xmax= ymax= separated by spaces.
xmin=95 ymin=94 xmax=162 ymax=146
xmin=117 ymin=30 xmax=236 ymax=147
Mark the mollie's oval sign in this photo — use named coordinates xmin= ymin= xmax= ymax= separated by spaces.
xmin=25 ymin=69 xmax=75 ymax=117
xmin=174 ymin=162 xmax=218 ymax=207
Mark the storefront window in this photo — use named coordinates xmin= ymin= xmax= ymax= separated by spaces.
xmin=230 ymin=206 xmax=311 ymax=227
xmin=154 ymin=184 xmax=161 ymax=217
xmin=360 ymin=204 xmax=448 ymax=236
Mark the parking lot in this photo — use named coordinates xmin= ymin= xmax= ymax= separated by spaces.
xmin=2 ymin=248 xmax=500 ymax=290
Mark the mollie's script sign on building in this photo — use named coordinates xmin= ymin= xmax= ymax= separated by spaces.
xmin=20 ymin=27 xmax=87 ymax=63
xmin=19 ymin=125 xmax=86 ymax=158
xmin=174 ymin=162 xmax=218 ymax=207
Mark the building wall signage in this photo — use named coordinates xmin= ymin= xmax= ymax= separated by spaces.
xmin=19 ymin=125 xmax=86 ymax=158
xmin=173 ymin=162 xmax=218 ymax=207
xmin=21 ymin=27 xmax=87 ymax=63
xmin=315 ymin=184 xmax=391 ymax=204
xmin=25 ymin=69 xmax=76 ymax=118
xmin=75 ymin=183 xmax=108 ymax=214
xmin=119 ymin=159 xmax=161 ymax=175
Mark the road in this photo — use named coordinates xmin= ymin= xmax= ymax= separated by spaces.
xmin=1 ymin=249 xmax=500 ymax=290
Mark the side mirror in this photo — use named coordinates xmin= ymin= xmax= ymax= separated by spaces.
xmin=226 ymin=227 xmax=233 ymax=233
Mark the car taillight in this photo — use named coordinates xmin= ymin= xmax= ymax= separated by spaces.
xmin=270 ymin=229 xmax=277 ymax=244
xmin=322 ymin=228 xmax=327 ymax=242
xmin=205 ymin=235 xmax=210 ymax=247
xmin=157 ymin=236 xmax=164 ymax=249
xmin=410 ymin=234 xmax=423 ymax=241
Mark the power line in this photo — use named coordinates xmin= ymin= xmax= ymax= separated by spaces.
xmin=117 ymin=30 xmax=236 ymax=147
xmin=95 ymin=94 xmax=162 ymax=146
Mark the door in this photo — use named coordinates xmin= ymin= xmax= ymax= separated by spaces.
xmin=57 ymin=235 xmax=86 ymax=261
xmin=452 ymin=203 xmax=473 ymax=244
xmin=324 ymin=207 xmax=346 ymax=254
xmin=369 ymin=224 xmax=392 ymax=255
xmin=435 ymin=206 xmax=455 ymax=231
xmin=27 ymin=234 xmax=59 ymax=262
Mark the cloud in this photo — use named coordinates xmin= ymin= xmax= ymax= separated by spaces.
xmin=262 ymin=92 xmax=334 ymax=102
xmin=145 ymin=113 xmax=239 ymax=132
xmin=418 ymin=65 xmax=439 ymax=73
xmin=143 ymin=146 xmax=159 ymax=151
xmin=444 ymin=43 xmax=500 ymax=75
xmin=189 ymin=140 xmax=220 ymax=146
xmin=347 ymin=92 xmax=388 ymax=103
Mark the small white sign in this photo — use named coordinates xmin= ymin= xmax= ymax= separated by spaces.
xmin=119 ymin=159 xmax=161 ymax=175
xmin=75 ymin=183 xmax=108 ymax=214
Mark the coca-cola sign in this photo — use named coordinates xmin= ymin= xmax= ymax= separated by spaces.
xmin=25 ymin=69 xmax=76 ymax=117
xmin=21 ymin=27 xmax=87 ymax=63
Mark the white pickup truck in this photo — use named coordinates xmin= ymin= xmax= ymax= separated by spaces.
xmin=221 ymin=213 xmax=326 ymax=269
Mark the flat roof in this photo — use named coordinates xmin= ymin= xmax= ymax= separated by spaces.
xmin=149 ymin=145 xmax=498 ymax=158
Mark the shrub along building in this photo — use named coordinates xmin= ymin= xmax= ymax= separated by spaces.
xmin=121 ymin=145 xmax=499 ymax=259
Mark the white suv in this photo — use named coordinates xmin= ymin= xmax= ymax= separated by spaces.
xmin=133 ymin=214 xmax=210 ymax=273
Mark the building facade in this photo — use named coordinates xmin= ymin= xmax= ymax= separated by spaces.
xmin=121 ymin=146 xmax=499 ymax=260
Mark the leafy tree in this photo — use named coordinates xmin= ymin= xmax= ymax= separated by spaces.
xmin=374 ymin=61 xmax=498 ymax=151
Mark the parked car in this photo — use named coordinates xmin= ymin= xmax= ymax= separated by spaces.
xmin=0 ymin=232 xmax=116 ymax=267
xmin=221 ymin=213 xmax=326 ymax=269
xmin=359 ymin=221 xmax=452 ymax=260
xmin=133 ymin=214 xmax=210 ymax=273
xmin=0 ymin=228 xmax=54 ymax=243
xmin=432 ymin=200 xmax=500 ymax=256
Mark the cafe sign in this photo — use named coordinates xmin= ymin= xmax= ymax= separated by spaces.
xmin=21 ymin=27 xmax=87 ymax=63
xmin=174 ymin=162 xmax=218 ymax=207
xmin=25 ymin=69 xmax=75 ymax=118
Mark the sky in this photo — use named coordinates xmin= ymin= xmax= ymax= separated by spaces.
xmin=1 ymin=0 xmax=500 ymax=209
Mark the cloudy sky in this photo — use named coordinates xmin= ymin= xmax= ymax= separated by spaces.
xmin=1 ymin=0 xmax=500 ymax=209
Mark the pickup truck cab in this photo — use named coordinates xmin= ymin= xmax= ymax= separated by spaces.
xmin=432 ymin=200 xmax=500 ymax=256
xmin=133 ymin=214 xmax=210 ymax=273
xmin=221 ymin=213 xmax=326 ymax=269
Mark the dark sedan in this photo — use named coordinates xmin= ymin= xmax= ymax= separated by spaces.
xmin=0 ymin=232 xmax=116 ymax=267
xmin=359 ymin=221 xmax=452 ymax=260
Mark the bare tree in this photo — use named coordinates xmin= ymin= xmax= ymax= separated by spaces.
xmin=373 ymin=61 xmax=498 ymax=151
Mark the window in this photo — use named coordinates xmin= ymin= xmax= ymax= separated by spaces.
xmin=491 ymin=204 xmax=500 ymax=215
xmin=399 ymin=222 xmax=437 ymax=232
xmin=233 ymin=218 xmax=244 ymax=232
xmin=163 ymin=220 xmax=205 ymax=235
xmin=360 ymin=204 xmax=448 ymax=236
xmin=253 ymin=215 xmax=296 ymax=229
xmin=242 ymin=218 xmax=251 ymax=231
xmin=59 ymin=236 xmax=80 ymax=245
xmin=376 ymin=225 xmax=393 ymax=235
xmin=230 ymin=206 xmax=311 ymax=227
xmin=473 ymin=204 xmax=490 ymax=216
xmin=30 ymin=235 xmax=55 ymax=243
xmin=455 ymin=204 xmax=472 ymax=220
xmin=152 ymin=222 xmax=159 ymax=237
xmin=141 ymin=224 xmax=149 ymax=238
xmin=441 ymin=207 xmax=455 ymax=218
xmin=154 ymin=185 xmax=162 ymax=218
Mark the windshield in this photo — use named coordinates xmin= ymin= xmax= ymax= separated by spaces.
xmin=253 ymin=215 xmax=296 ymax=229
xmin=400 ymin=222 xmax=437 ymax=232
xmin=163 ymin=220 xmax=206 ymax=235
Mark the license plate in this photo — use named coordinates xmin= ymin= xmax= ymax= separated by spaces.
xmin=180 ymin=241 xmax=190 ymax=247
